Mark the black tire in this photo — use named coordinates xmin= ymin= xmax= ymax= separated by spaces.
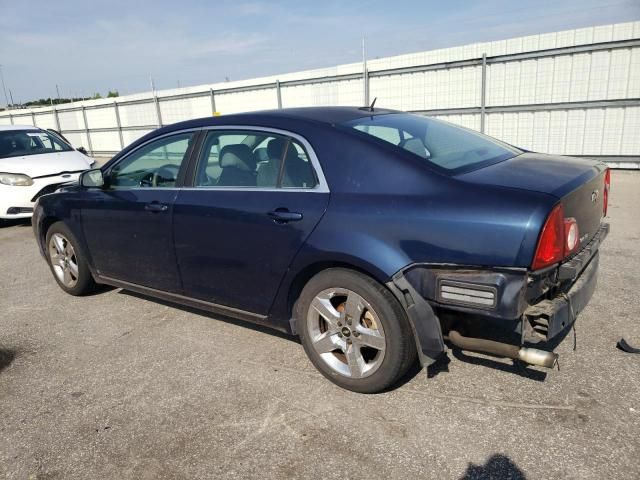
xmin=45 ymin=221 xmax=96 ymax=296
xmin=296 ymin=268 xmax=417 ymax=393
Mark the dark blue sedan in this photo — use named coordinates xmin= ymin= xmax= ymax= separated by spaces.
xmin=32 ymin=107 xmax=609 ymax=393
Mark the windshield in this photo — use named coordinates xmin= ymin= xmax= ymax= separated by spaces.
xmin=0 ymin=129 xmax=73 ymax=159
xmin=342 ymin=113 xmax=522 ymax=173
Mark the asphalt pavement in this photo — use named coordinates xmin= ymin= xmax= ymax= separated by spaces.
xmin=0 ymin=171 xmax=638 ymax=479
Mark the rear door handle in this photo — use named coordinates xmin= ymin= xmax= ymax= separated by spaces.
xmin=268 ymin=209 xmax=303 ymax=223
xmin=144 ymin=202 xmax=169 ymax=213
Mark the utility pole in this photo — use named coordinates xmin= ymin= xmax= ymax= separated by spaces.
xmin=0 ymin=64 xmax=9 ymax=108
xmin=9 ymin=89 xmax=15 ymax=107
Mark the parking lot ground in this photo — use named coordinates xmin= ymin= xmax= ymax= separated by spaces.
xmin=1 ymin=171 xmax=639 ymax=479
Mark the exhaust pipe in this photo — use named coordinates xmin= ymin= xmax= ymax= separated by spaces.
xmin=448 ymin=330 xmax=558 ymax=369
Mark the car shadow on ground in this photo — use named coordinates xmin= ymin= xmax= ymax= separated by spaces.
xmin=0 ymin=219 xmax=31 ymax=228
xmin=459 ymin=454 xmax=526 ymax=479
xmin=0 ymin=348 xmax=16 ymax=373
xmin=110 ymin=288 xmax=554 ymax=387
xmin=117 ymin=289 xmax=300 ymax=344
xmin=448 ymin=348 xmax=548 ymax=382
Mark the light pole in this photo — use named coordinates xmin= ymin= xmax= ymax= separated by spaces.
xmin=0 ymin=64 xmax=10 ymax=108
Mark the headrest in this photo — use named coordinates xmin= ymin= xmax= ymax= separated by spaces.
xmin=267 ymin=138 xmax=296 ymax=160
xmin=219 ymin=144 xmax=255 ymax=171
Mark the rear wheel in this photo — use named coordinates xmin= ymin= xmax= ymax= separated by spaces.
xmin=297 ymin=268 xmax=416 ymax=393
xmin=45 ymin=222 xmax=96 ymax=296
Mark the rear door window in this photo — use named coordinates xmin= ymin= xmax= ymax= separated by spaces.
xmin=194 ymin=130 xmax=318 ymax=189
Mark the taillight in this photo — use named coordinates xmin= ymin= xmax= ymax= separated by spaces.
xmin=532 ymin=204 xmax=564 ymax=270
xmin=532 ymin=205 xmax=581 ymax=270
xmin=603 ymin=168 xmax=610 ymax=217
xmin=564 ymin=217 xmax=579 ymax=254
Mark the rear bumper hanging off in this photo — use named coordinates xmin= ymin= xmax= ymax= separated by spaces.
xmin=524 ymin=252 xmax=600 ymax=342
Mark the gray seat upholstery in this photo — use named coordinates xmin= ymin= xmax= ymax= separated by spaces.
xmin=217 ymin=144 xmax=257 ymax=187
xmin=257 ymin=138 xmax=316 ymax=188
xmin=256 ymin=138 xmax=294 ymax=187
xmin=256 ymin=160 xmax=279 ymax=187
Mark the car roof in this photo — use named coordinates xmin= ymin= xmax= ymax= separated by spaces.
xmin=0 ymin=124 xmax=40 ymax=131
xmin=108 ymin=106 xmax=406 ymax=166
xmin=163 ymin=106 xmax=401 ymax=133
xmin=236 ymin=106 xmax=400 ymax=124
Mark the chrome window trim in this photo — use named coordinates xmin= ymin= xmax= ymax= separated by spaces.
xmin=193 ymin=125 xmax=329 ymax=193
xmin=105 ymin=125 xmax=330 ymax=194
xmin=104 ymin=128 xmax=200 ymax=188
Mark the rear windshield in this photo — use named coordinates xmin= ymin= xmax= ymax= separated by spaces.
xmin=0 ymin=129 xmax=73 ymax=159
xmin=342 ymin=113 xmax=522 ymax=173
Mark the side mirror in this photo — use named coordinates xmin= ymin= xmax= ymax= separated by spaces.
xmin=77 ymin=147 xmax=88 ymax=155
xmin=80 ymin=169 xmax=105 ymax=188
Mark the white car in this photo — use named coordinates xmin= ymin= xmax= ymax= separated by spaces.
xmin=0 ymin=125 xmax=94 ymax=221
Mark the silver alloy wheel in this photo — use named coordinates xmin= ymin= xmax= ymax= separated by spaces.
xmin=307 ymin=288 xmax=386 ymax=379
xmin=48 ymin=233 xmax=79 ymax=288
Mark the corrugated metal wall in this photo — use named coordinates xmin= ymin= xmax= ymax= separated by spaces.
xmin=1 ymin=21 xmax=639 ymax=166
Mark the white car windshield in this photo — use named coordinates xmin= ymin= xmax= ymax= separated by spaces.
xmin=0 ymin=129 xmax=73 ymax=159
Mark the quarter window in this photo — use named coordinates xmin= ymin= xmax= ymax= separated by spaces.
xmin=194 ymin=131 xmax=318 ymax=189
xmin=110 ymin=133 xmax=194 ymax=188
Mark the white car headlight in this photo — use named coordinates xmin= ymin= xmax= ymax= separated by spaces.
xmin=0 ymin=172 xmax=34 ymax=186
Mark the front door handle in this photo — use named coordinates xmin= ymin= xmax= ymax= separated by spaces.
xmin=268 ymin=208 xmax=303 ymax=223
xmin=144 ymin=202 xmax=169 ymax=213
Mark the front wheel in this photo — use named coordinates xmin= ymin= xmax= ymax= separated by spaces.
xmin=296 ymin=268 xmax=416 ymax=393
xmin=45 ymin=222 xmax=96 ymax=296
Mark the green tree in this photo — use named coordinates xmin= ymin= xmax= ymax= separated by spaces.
xmin=107 ymin=90 xmax=119 ymax=98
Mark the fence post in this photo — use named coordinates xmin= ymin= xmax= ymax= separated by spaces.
xmin=31 ymin=111 xmax=36 ymax=127
xmin=113 ymin=100 xmax=124 ymax=149
xmin=53 ymin=107 xmax=60 ymax=131
xmin=81 ymin=106 xmax=93 ymax=155
xmin=209 ymin=88 xmax=217 ymax=115
xmin=153 ymin=94 xmax=163 ymax=127
xmin=480 ymin=52 xmax=487 ymax=133
xmin=8 ymin=112 xmax=13 ymax=124
xmin=363 ymin=68 xmax=370 ymax=106
xmin=276 ymin=80 xmax=282 ymax=109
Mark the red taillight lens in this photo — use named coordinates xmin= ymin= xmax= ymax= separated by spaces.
xmin=532 ymin=204 xmax=564 ymax=270
xmin=603 ymin=168 xmax=610 ymax=217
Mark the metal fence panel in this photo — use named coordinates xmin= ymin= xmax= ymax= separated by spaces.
xmin=89 ymin=131 xmax=121 ymax=153
xmin=0 ymin=21 xmax=638 ymax=167
xmin=280 ymin=79 xmax=362 ymax=107
xmin=215 ymin=87 xmax=279 ymax=114
xmin=121 ymin=128 xmax=152 ymax=147
xmin=57 ymin=110 xmax=85 ymax=131
xmin=118 ymin=102 xmax=158 ymax=128
xmin=159 ymin=96 xmax=211 ymax=124
xmin=85 ymin=106 xmax=117 ymax=129
xmin=34 ymin=112 xmax=56 ymax=129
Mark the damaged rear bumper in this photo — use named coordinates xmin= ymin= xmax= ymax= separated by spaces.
xmin=388 ymin=223 xmax=608 ymax=367
xmin=523 ymin=252 xmax=599 ymax=342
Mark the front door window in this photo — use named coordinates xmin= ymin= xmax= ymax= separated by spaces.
xmin=110 ymin=133 xmax=194 ymax=188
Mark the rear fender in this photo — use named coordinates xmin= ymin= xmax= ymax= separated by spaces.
xmin=386 ymin=271 xmax=446 ymax=367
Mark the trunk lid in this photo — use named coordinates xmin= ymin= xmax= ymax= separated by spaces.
xmin=457 ymin=152 xmax=608 ymax=252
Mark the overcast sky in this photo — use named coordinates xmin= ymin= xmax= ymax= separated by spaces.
xmin=0 ymin=0 xmax=638 ymax=103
